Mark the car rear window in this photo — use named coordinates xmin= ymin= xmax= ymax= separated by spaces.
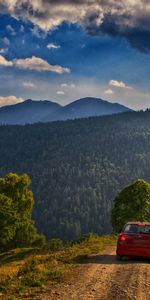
xmin=123 ymin=224 xmax=150 ymax=234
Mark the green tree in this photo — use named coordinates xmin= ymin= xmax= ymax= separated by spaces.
xmin=0 ymin=194 xmax=17 ymax=248
xmin=0 ymin=173 xmax=45 ymax=250
xmin=112 ymin=179 xmax=150 ymax=233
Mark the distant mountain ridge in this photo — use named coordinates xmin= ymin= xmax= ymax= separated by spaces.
xmin=44 ymin=97 xmax=132 ymax=122
xmin=0 ymin=99 xmax=61 ymax=125
xmin=0 ymin=97 xmax=132 ymax=125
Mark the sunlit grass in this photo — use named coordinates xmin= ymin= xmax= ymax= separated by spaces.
xmin=0 ymin=234 xmax=116 ymax=299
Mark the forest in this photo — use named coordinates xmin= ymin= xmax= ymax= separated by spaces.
xmin=0 ymin=110 xmax=150 ymax=240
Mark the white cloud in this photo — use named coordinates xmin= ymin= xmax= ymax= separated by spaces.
xmin=3 ymin=37 xmax=10 ymax=45
xmin=57 ymin=90 xmax=65 ymax=95
xmin=47 ymin=43 xmax=61 ymax=49
xmin=0 ymin=96 xmax=24 ymax=107
xmin=14 ymin=56 xmax=70 ymax=73
xmin=22 ymin=81 xmax=36 ymax=88
xmin=0 ymin=48 xmax=7 ymax=54
xmin=20 ymin=25 xmax=24 ymax=33
xmin=0 ymin=54 xmax=70 ymax=74
xmin=6 ymin=24 xmax=16 ymax=35
xmin=31 ymin=26 xmax=47 ymax=39
xmin=61 ymin=83 xmax=76 ymax=88
xmin=109 ymin=80 xmax=132 ymax=90
xmin=61 ymin=83 xmax=68 ymax=87
xmin=109 ymin=80 xmax=126 ymax=88
xmin=0 ymin=55 xmax=13 ymax=67
xmin=104 ymin=89 xmax=114 ymax=95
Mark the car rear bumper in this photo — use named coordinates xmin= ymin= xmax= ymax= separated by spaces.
xmin=117 ymin=243 xmax=150 ymax=258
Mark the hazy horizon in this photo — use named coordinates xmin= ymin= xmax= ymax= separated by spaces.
xmin=0 ymin=96 xmax=135 ymax=111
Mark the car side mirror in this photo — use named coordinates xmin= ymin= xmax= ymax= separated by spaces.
xmin=118 ymin=229 xmax=122 ymax=233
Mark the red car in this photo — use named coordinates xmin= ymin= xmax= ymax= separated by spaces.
xmin=116 ymin=222 xmax=150 ymax=260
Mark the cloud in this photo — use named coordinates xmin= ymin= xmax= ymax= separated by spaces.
xmin=57 ymin=90 xmax=65 ymax=95
xmin=47 ymin=43 xmax=61 ymax=49
xmin=61 ymin=83 xmax=68 ymax=87
xmin=22 ymin=81 xmax=36 ymax=88
xmin=14 ymin=56 xmax=70 ymax=73
xmin=0 ymin=54 xmax=70 ymax=73
xmin=20 ymin=25 xmax=24 ymax=32
xmin=6 ymin=24 xmax=16 ymax=35
xmin=0 ymin=1 xmax=104 ymax=33
xmin=109 ymin=80 xmax=126 ymax=88
xmin=0 ymin=54 xmax=70 ymax=74
xmin=1 ymin=0 xmax=150 ymax=51
xmin=109 ymin=80 xmax=132 ymax=90
xmin=3 ymin=37 xmax=10 ymax=45
xmin=61 ymin=83 xmax=76 ymax=88
xmin=31 ymin=25 xmax=47 ymax=39
xmin=104 ymin=89 xmax=114 ymax=95
xmin=0 ymin=48 xmax=7 ymax=54
xmin=0 ymin=55 xmax=13 ymax=66
xmin=0 ymin=95 xmax=24 ymax=107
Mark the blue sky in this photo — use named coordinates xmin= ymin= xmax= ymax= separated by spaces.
xmin=0 ymin=1 xmax=150 ymax=109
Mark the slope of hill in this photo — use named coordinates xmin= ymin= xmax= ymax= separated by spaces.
xmin=0 ymin=111 xmax=150 ymax=240
xmin=44 ymin=97 xmax=132 ymax=121
xmin=0 ymin=99 xmax=61 ymax=124
xmin=0 ymin=235 xmax=116 ymax=299
xmin=0 ymin=97 xmax=132 ymax=124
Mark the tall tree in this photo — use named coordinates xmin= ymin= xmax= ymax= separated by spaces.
xmin=112 ymin=179 xmax=150 ymax=232
xmin=0 ymin=194 xmax=17 ymax=248
xmin=0 ymin=173 xmax=45 ymax=250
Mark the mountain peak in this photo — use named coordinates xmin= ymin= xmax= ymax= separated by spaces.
xmin=0 ymin=97 xmax=132 ymax=125
xmin=44 ymin=97 xmax=132 ymax=122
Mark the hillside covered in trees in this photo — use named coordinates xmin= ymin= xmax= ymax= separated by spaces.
xmin=0 ymin=110 xmax=150 ymax=240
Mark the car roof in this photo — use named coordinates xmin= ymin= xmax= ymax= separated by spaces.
xmin=126 ymin=222 xmax=150 ymax=225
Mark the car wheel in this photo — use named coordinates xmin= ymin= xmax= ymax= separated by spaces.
xmin=116 ymin=254 xmax=123 ymax=261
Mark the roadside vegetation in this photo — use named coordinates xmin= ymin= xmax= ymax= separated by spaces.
xmin=2 ymin=172 xmax=150 ymax=299
xmin=112 ymin=179 xmax=150 ymax=232
xmin=0 ymin=234 xmax=116 ymax=300
xmin=0 ymin=173 xmax=45 ymax=251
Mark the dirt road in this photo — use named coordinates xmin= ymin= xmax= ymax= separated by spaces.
xmin=36 ymin=246 xmax=150 ymax=300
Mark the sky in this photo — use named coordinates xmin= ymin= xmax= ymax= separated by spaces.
xmin=0 ymin=0 xmax=150 ymax=110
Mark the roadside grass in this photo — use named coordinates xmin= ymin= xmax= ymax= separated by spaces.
xmin=0 ymin=248 xmax=39 ymax=265
xmin=0 ymin=234 xmax=116 ymax=299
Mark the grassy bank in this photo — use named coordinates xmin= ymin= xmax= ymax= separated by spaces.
xmin=0 ymin=234 xmax=116 ymax=300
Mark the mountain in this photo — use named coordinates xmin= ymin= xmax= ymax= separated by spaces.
xmin=1 ymin=110 xmax=150 ymax=240
xmin=0 ymin=97 xmax=132 ymax=125
xmin=0 ymin=99 xmax=61 ymax=125
xmin=44 ymin=97 xmax=132 ymax=122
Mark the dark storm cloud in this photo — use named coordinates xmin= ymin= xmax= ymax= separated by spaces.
xmin=1 ymin=0 xmax=150 ymax=52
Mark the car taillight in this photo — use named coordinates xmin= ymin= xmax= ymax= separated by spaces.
xmin=120 ymin=235 xmax=126 ymax=241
